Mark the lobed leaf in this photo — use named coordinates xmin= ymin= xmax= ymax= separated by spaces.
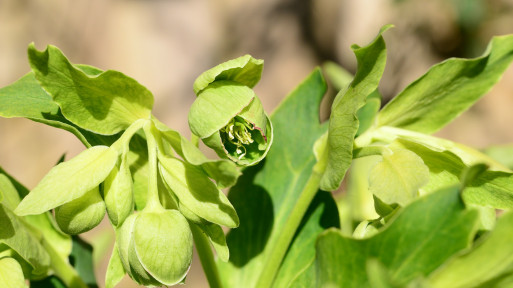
xmin=377 ymin=34 xmax=513 ymax=133
xmin=291 ymin=187 xmax=479 ymax=287
xmin=428 ymin=211 xmax=513 ymax=288
xmin=28 ymin=44 xmax=154 ymax=135
xmin=0 ymin=70 xmax=120 ymax=148
xmin=320 ymin=25 xmax=391 ymax=191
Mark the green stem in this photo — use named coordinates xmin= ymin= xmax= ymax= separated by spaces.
xmin=42 ymin=239 xmax=88 ymax=288
xmin=143 ymin=122 xmax=163 ymax=212
xmin=255 ymin=169 xmax=323 ymax=288
xmin=190 ymin=224 xmax=223 ymax=288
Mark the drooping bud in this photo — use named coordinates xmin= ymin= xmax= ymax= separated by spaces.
xmin=188 ymin=55 xmax=273 ymax=166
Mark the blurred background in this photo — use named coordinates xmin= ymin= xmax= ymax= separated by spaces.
xmin=1 ymin=0 xmax=513 ymax=287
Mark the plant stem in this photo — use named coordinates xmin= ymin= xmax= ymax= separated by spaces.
xmin=191 ymin=224 xmax=223 ymax=288
xmin=143 ymin=121 xmax=163 ymax=211
xmin=255 ymin=169 xmax=323 ymax=288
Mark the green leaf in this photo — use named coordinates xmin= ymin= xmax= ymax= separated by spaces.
xmin=195 ymin=222 xmax=229 ymax=262
xmin=0 ymin=174 xmax=21 ymax=211
xmin=294 ymin=187 xmax=479 ymax=287
xmin=216 ymin=68 xmax=328 ymax=288
xmin=105 ymin=243 xmax=125 ymax=288
xmin=28 ymin=44 xmax=154 ymax=135
xmin=368 ymin=149 xmax=430 ymax=206
xmin=356 ymin=90 xmax=381 ymax=137
xmin=193 ymin=55 xmax=264 ymax=95
xmin=320 ymin=25 xmax=391 ymax=191
xmin=0 ymin=205 xmax=50 ymax=279
xmin=0 ymin=70 xmax=120 ymax=148
xmin=69 ymin=236 xmax=97 ymax=288
xmin=132 ymin=210 xmax=193 ymax=285
xmin=15 ymin=145 xmax=118 ymax=216
xmin=428 ymin=211 xmax=513 ymax=288
xmin=158 ymin=154 xmax=239 ymax=228
xmin=154 ymin=121 xmax=241 ymax=188
xmin=377 ymin=34 xmax=513 ymax=133
xmin=272 ymin=191 xmax=339 ymax=288
xmin=0 ymin=257 xmax=25 ymax=288
xmin=395 ymin=139 xmax=513 ymax=209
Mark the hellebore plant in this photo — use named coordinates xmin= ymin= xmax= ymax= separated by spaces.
xmin=3 ymin=25 xmax=513 ymax=288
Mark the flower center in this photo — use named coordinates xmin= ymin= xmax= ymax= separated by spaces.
xmin=221 ymin=117 xmax=254 ymax=158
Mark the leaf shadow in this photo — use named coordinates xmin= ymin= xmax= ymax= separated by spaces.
xmin=0 ymin=205 xmax=15 ymax=239
xmin=225 ymin=160 xmax=274 ymax=267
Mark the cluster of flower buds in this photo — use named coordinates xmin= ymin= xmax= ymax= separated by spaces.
xmin=12 ymin=44 xmax=271 ymax=287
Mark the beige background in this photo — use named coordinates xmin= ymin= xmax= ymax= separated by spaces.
xmin=1 ymin=0 xmax=513 ymax=287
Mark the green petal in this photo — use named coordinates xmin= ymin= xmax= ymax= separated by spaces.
xmin=193 ymin=55 xmax=263 ymax=94
xmin=104 ymin=152 xmax=134 ymax=227
xmin=188 ymin=81 xmax=255 ymax=138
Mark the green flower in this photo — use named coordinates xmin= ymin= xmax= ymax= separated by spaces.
xmin=188 ymin=55 xmax=273 ymax=166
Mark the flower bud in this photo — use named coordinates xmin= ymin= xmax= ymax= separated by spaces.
xmin=116 ymin=210 xmax=193 ymax=286
xmin=55 ymin=186 xmax=105 ymax=235
xmin=188 ymin=55 xmax=273 ymax=166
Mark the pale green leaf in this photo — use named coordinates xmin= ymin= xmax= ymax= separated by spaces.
xmin=320 ymin=25 xmax=391 ymax=191
xmin=395 ymin=139 xmax=513 ymax=209
xmin=193 ymin=55 xmax=263 ymax=94
xmin=294 ymin=187 xmax=479 ymax=287
xmin=133 ymin=210 xmax=193 ymax=285
xmin=0 ymin=205 xmax=50 ymax=279
xmin=105 ymin=243 xmax=125 ymax=288
xmin=429 ymin=211 xmax=513 ymax=288
xmin=369 ymin=149 xmax=430 ymax=206
xmin=0 ymin=174 xmax=21 ymax=211
xmin=0 ymin=257 xmax=25 ymax=288
xmin=377 ymin=34 xmax=513 ymax=133
xmin=0 ymin=70 xmax=120 ymax=148
xmin=28 ymin=44 xmax=154 ymax=135
xmin=376 ymin=126 xmax=509 ymax=171
xmin=15 ymin=145 xmax=117 ymax=216
xmin=158 ymin=154 xmax=238 ymax=228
